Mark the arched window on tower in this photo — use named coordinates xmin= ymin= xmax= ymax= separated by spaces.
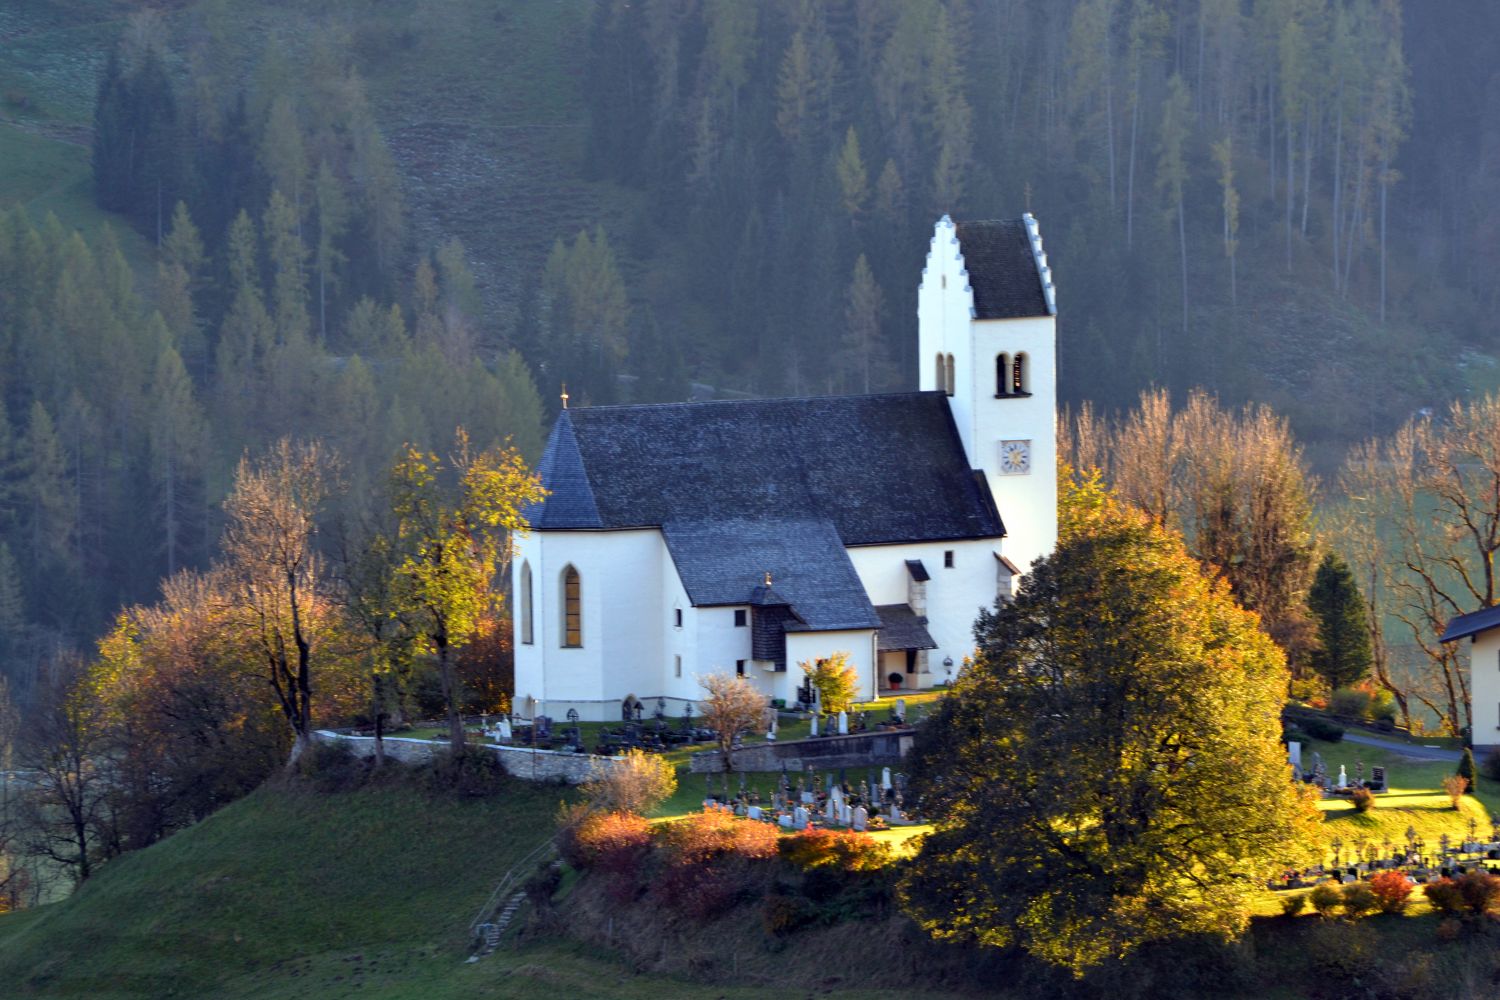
xmin=996 ymin=353 xmax=1010 ymax=395
xmin=520 ymin=561 xmax=533 ymax=645
xmin=561 ymin=565 xmax=582 ymax=647
xmin=934 ymin=353 xmax=944 ymax=392
xmin=944 ymin=354 xmax=955 ymax=397
xmin=1012 ymin=353 xmax=1028 ymax=395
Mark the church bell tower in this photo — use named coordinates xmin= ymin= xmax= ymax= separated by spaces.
xmin=917 ymin=214 xmax=1058 ymax=574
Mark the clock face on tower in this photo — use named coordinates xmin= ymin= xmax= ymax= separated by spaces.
xmin=999 ymin=439 xmax=1032 ymax=475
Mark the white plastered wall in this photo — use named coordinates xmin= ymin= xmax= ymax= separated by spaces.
xmin=846 ymin=539 xmax=1000 ymax=687
xmin=513 ymin=528 xmax=672 ymax=721
xmin=784 ymin=630 xmax=879 ymax=703
xmin=1471 ymin=630 xmax=1500 ymax=753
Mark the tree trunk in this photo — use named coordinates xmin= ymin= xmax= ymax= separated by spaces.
xmin=1177 ymin=200 xmax=1189 ymax=338
xmin=1379 ymin=160 xmax=1389 ymax=324
xmin=1126 ymin=97 xmax=1139 ymax=247
xmin=1301 ymin=110 xmax=1314 ymax=237
xmin=439 ymin=635 xmax=464 ymax=754
xmin=1285 ymin=121 xmax=1294 ymax=269
xmin=287 ymin=729 xmax=311 ymax=768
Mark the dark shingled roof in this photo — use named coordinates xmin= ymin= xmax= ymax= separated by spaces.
xmin=528 ymin=392 xmax=1004 ymax=545
xmin=905 ymin=559 xmax=930 ymax=582
xmin=661 ymin=518 xmax=880 ymax=632
xmin=955 ymin=219 xmax=1052 ymax=320
xmin=1440 ymin=605 xmax=1500 ymax=643
xmin=528 ymin=417 xmax=602 ymax=529
xmin=875 ymin=605 xmax=937 ymax=651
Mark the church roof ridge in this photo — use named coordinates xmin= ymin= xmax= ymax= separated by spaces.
xmin=530 ymin=391 xmax=1005 ymax=545
xmin=565 ymin=388 xmax=945 ymax=414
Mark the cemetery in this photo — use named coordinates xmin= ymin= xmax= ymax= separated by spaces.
xmin=1261 ymin=736 xmax=1500 ymax=914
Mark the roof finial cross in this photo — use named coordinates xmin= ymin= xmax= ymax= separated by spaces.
xmin=560 ymin=383 xmax=569 ymax=409
xmin=764 ymin=571 xmax=772 ymax=587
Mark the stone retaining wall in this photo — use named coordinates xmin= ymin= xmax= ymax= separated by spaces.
xmin=313 ymin=731 xmax=616 ymax=784
xmin=690 ymin=730 xmax=914 ymax=774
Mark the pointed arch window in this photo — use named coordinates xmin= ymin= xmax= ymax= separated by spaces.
xmin=561 ymin=565 xmax=582 ymax=648
xmin=520 ymin=561 xmax=533 ymax=645
xmin=944 ymin=354 xmax=955 ymax=397
xmin=1012 ymin=353 xmax=1028 ymax=395
xmin=996 ymin=353 xmax=1010 ymax=395
xmin=934 ymin=353 xmax=944 ymax=392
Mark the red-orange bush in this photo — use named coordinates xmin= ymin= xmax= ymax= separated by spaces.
xmin=1457 ymin=870 xmax=1500 ymax=915
xmin=1369 ymin=870 xmax=1414 ymax=914
xmin=1424 ymin=878 xmax=1466 ymax=916
xmin=557 ymin=809 xmax=652 ymax=871
xmin=654 ymin=811 xmax=778 ymax=864
xmin=779 ymin=827 xmax=892 ymax=872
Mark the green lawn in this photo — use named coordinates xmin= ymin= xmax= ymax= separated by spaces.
xmin=1300 ymin=738 xmax=1494 ymax=853
xmin=0 ymin=122 xmax=154 ymax=267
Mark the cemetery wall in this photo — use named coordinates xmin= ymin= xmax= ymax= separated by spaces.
xmin=690 ymin=730 xmax=914 ymax=774
xmin=311 ymin=731 xmax=615 ymax=784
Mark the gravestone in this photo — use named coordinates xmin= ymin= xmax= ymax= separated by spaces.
xmin=535 ymin=716 xmax=552 ymax=741
xmin=895 ymin=698 xmax=907 ymax=723
xmin=882 ymin=766 xmax=893 ymax=791
xmin=1287 ymin=740 xmax=1302 ymax=769
xmin=853 ymin=806 xmax=868 ymax=832
xmin=499 ymin=716 xmax=513 ymax=740
xmin=810 ymin=713 xmax=820 ymax=737
xmin=838 ymin=710 xmax=849 ymax=735
xmin=1370 ymin=766 xmax=1387 ymax=791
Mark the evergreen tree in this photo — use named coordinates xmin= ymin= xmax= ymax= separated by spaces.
xmin=835 ymin=127 xmax=869 ymax=219
xmin=836 ymin=254 xmax=887 ymax=394
xmin=91 ymin=48 xmax=132 ymax=214
xmin=1458 ymin=747 xmax=1477 ymax=791
xmin=1307 ymin=551 xmax=1374 ymax=690
xmin=146 ymin=345 xmax=207 ymax=577
xmin=263 ymin=190 xmax=310 ymax=345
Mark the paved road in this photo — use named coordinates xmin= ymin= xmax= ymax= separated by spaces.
xmin=1340 ymin=731 xmax=1461 ymax=762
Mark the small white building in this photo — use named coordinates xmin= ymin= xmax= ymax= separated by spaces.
xmin=512 ymin=215 xmax=1059 ymax=720
xmin=1442 ymin=607 xmax=1500 ymax=753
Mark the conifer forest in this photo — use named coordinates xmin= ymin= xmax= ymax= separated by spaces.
xmin=0 ymin=0 xmax=1494 ymax=719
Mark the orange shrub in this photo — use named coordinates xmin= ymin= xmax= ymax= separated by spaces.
xmin=1369 ymin=870 xmax=1414 ymax=914
xmin=779 ymin=826 xmax=892 ymax=872
xmin=654 ymin=810 xmax=779 ymax=864
xmin=558 ymin=809 xmax=652 ymax=871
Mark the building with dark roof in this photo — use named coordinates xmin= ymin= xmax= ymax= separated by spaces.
xmin=1442 ymin=606 xmax=1500 ymax=752
xmin=513 ymin=215 xmax=1057 ymax=720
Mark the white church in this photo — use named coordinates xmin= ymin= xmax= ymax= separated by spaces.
xmin=512 ymin=215 xmax=1058 ymax=721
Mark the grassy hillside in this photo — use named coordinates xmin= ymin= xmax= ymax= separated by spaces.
xmin=0 ymin=775 xmax=947 ymax=999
